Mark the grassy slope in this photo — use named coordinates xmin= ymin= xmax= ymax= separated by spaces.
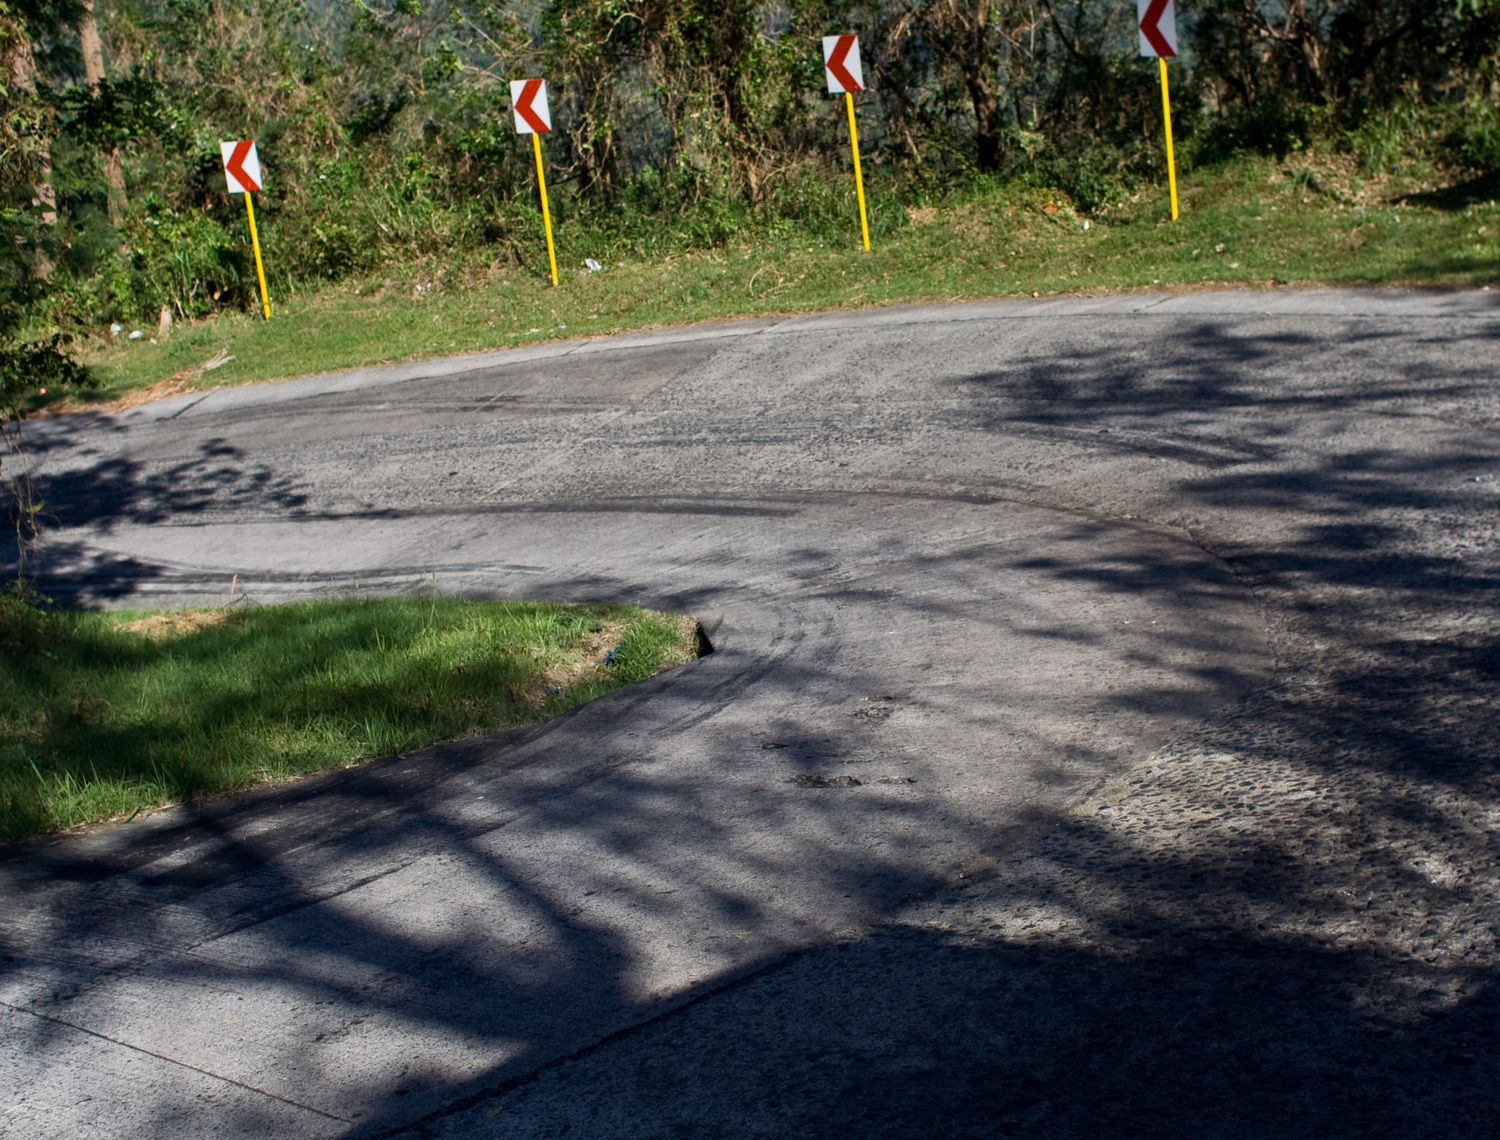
xmin=0 ymin=597 xmax=700 ymax=842
xmin=65 ymin=153 xmax=1500 ymax=406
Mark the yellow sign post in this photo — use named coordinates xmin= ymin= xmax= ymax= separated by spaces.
xmin=1138 ymin=0 xmax=1180 ymax=220
xmin=1158 ymin=58 xmax=1179 ymax=222
xmin=220 ymin=139 xmax=271 ymax=318
xmin=532 ymin=133 xmax=559 ymax=287
xmin=845 ymin=92 xmax=871 ymax=252
xmin=824 ymin=35 xmax=871 ymax=251
xmin=511 ymin=79 xmax=559 ymax=286
xmin=243 ymin=191 xmax=272 ymax=320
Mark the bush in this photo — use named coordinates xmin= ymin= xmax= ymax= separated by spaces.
xmin=1341 ymin=95 xmax=1429 ymax=174
xmin=1191 ymin=102 xmax=1314 ymax=166
xmin=1445 ymin=99 xmax=1500 ymax=173
xmin=0 ymin=584 xmax=49 ymax=657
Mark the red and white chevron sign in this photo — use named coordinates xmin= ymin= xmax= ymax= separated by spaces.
xmin=510 ymin=78 xmax=552 ymax=134
xmin=1137 ymin=0 xmax=1177 ymax=57
xmin=220 ymin=140 xmax=262 ymax=194
xmin=822 ymin=35 xmax=863 ymax=94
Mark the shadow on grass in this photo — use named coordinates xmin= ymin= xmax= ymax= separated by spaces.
xmin=0 ymin=598 xmax=695 ymax=842
xmin=1394 ymin=171 xmax=1500 ymax=211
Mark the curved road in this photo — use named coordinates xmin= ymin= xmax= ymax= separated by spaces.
xmin=4 ymin=290 xmax=1498 ymax=1138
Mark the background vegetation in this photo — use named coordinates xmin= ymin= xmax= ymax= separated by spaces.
xmin=1 ymin=0 xmax=1498 ymax=398
xmin=0 ymin=0 xmax=1488 ymax=435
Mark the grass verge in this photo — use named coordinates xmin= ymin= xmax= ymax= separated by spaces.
xmin=0 ymin=594 xmax=702 ymax=844
xmin=50 ymin=152 xmax=1499 ymax=411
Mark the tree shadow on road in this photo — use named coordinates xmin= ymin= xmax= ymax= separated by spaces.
xmin=3 ymin=311 xmax=1499 ymax=1137
xmin=451 ymin=902 xmax=1498 ymax=1139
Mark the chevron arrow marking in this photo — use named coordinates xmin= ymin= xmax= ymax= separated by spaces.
xmin=510 ymin=78 xmax=551 ymax=134
xmin=1138 ymin=0 xmax=1177 ymax=58
xmin=220 ymin=140 xmax=261 ymax=194
xmin=822 ymin=35 xmax=863 ymax=93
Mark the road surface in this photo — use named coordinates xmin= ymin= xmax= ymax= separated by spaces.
xmin=4 ymin=289 xmax=1497 ymax=1138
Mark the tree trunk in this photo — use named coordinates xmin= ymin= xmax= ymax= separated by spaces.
xmin=962 ymin=4 xmax=1003 ymax=172
xmin=571 ymin=63 xmax=620 ymax=206
xmin=6 ymin=33 xmax=56 ymax=228
xmin=967 ymin=67 xmax=1004 ymax=173
xmin=78 ymin=0 xmax=105 ymax=84
xmin=4 ymin=26 xmax=55 ymax=283
xmin=911 ymin=0 xmax=1007 ymax=173
xmin=79 ymin=0 xmax=128 ymax=226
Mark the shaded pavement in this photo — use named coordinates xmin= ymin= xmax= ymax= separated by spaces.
xmin=3 ymin=289 xmax=1498 ymax=1137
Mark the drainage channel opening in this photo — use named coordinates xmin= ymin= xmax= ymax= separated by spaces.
xmin=694 ymin=621 xmax=715 ymax=658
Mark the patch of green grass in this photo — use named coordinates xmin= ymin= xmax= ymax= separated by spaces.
xmin=51 ymin=151 xmax=1500 ymax=408
xmin=0 ymin=595 xmax=701 ymax=843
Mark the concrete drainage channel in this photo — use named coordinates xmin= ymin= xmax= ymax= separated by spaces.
xmin=5 ymin=291 xmax=1500 ymax=1138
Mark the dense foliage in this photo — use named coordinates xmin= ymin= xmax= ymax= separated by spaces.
xmin=1 ymin=0 xmax=1497 ymax=343
xmin=2 ymin=0 xmax=92 ymax=510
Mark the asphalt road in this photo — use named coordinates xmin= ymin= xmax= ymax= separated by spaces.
xmin=3 ymin=289 xmax=1498 ymax=1138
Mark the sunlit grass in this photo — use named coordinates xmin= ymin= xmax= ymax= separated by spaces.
xmin=56 ymin=151 xmax=1500 ymax=408
xmin=0 ymin=596 xmax=701 ymax=843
